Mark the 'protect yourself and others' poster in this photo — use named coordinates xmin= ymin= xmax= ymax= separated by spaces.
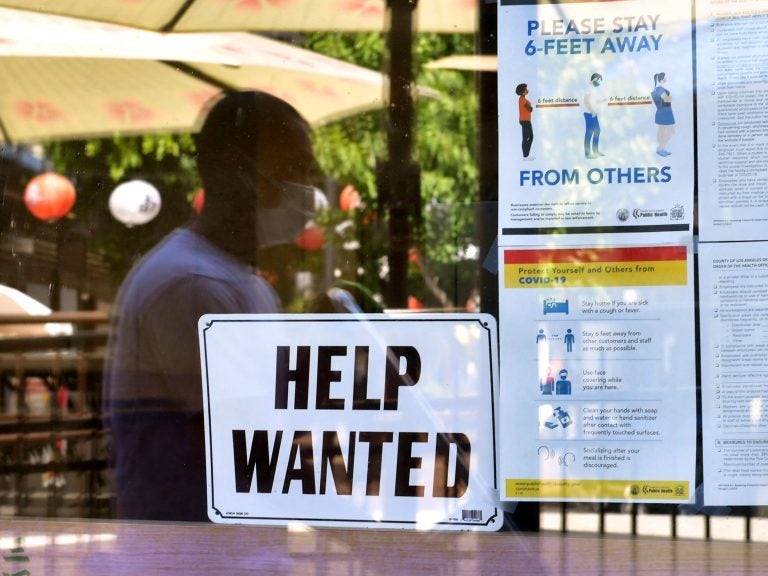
xmin=497 ymin=237 xmax=696 ymax=502
xmin=498 ymin=0 xmax=694 ymax=233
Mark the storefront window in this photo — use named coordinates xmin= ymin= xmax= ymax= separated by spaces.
xmin=1 ymin=0 xmax=767 ymax=572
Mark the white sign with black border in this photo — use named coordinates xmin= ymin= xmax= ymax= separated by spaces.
xmin=199 ymin=313 xmax=502 ymax=531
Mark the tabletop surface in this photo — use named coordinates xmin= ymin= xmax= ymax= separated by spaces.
xmin=1 ymin=517 xmax=767 ymax=575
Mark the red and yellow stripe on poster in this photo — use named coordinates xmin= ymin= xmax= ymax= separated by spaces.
xmin=504 ymin=246 xmax=687 ymax=288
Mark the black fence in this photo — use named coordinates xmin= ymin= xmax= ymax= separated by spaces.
xmin=0 ymin=312 xmax=110 ymax=518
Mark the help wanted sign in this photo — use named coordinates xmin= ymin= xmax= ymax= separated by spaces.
xmin=198 ymin=314 xmax=501 ymax=531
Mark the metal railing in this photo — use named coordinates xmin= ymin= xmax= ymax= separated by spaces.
xmin=540 ymin=501 xmax=767 ymax=542
xmin=0 ymin=312 xmax=110 ymax=518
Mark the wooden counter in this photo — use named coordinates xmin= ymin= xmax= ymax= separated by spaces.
xmin=1 ymin=518 xmax=767 ymax=575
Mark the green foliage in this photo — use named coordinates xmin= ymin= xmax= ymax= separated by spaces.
xmin=45 ymin=134 xmax=199 ymax=282
xmin=307 ymin=32 xmax=385 ymax=71
xmin=308 ymin=32 xmax=479 ymax=306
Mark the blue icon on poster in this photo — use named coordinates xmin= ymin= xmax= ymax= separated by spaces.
xmin=540 ymin=367 xmax=555 ymax=395
xmin=554 ymin=406 xmax=573 ymax=428
xmin=543 ymin=298 xmax=569 ymax=315
xmin=542 ymin=406 xmax=573 ymax=429
xmin=564 ymin=328 xmax=575 ymax=352
xmin=540 ymin=367 xmax=572 ymax=395
xmin=556 ymin=369 xmax=572 ymax=395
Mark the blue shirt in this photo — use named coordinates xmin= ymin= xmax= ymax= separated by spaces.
xmin=103 ymin=227 xmax=279 ymax=521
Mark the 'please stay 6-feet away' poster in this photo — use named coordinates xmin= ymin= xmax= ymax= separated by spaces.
xmin=497 ymin=0 xmax=694 ymax=234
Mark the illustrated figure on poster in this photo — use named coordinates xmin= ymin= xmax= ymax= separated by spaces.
xmin=559 ymin=452 xmax=576 ymax=467
xmin=564 ymin=328 xmax=575 ymax=352
xmin=515 ymin=82 xmax=534 ymax=161
xmin=556 ymin=369 xmax=572 ymax=395
xmin=536 ymin=328 xmax=547 ymax=344
xmin=540 ymin=367 xmax=555 ymax=395
xmin=651 ymin=72 xmax=675 ymax=157
xmin=583 ymin=72 xmax=607 ymax=159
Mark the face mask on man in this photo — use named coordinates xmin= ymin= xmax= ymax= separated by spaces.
xmin=218 ymin=148 xmax=327 ymax=249
xmin=256 ymin=177 xmax=328 ymax=248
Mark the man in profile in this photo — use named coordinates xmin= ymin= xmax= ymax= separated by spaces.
xmin=102 ymin=91 xmax=320 ymax=521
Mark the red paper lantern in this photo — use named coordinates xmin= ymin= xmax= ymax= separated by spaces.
xmin=408 ymin=296 xmax=423 ymax=310
xmin=295 ymin=225 xmax=325 ymax=251
xmin=339 ymin=184 xmax=362 ymax=212
xmin=192 ymin=188 xmax=205 ymax=214
xmin=24 ymin=172 xmax=76 ymax=221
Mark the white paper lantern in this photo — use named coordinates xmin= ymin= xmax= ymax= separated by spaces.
xmin=109 ymin=180 xmax=161 ymax=227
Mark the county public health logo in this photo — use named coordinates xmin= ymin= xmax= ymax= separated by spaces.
xmin=618 ymin=205 xmax=685 ymax=222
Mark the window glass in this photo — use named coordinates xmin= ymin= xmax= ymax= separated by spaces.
xmin=0 ymin=0 xmax=766 ymax=565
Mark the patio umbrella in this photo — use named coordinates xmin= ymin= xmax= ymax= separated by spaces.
xmin=0 ymin=1 xmax=460 ymax=307
xmin=425 ymin=55 xmax=498 ymax=72
xmin=0 ymin=0 xmax=477 ymax=33
xmin=0 ymin=7 xmax=424 ymax=143
xmin=0 ymin=285 xmax=73 ymax=337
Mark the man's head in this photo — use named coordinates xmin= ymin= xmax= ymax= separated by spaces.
xmin=195 ymin=90 xmax=314 ymax=207
xmin=590 ymin=73 xmax=603 ymax=86
xmin=515 ymin=83 xmax=528 ymax=96
xmin=192 ymin=91 xmax=318 ymax=260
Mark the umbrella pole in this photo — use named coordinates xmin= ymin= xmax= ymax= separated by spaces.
xmin=0 ymin=118 xmax=11 ymax=144
xmin=381 ymin=0 xmax=420 ymax=309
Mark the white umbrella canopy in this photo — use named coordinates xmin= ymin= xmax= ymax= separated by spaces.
xmin=425 ymin=55 xmax=497 ymax=72
xmin=0 ymin=7 xmax=417 ymax=143
xmin=0 ymin=285 xmax=73 ymax=337
xmin=0 ymin=0 xmax=477 ymax=33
